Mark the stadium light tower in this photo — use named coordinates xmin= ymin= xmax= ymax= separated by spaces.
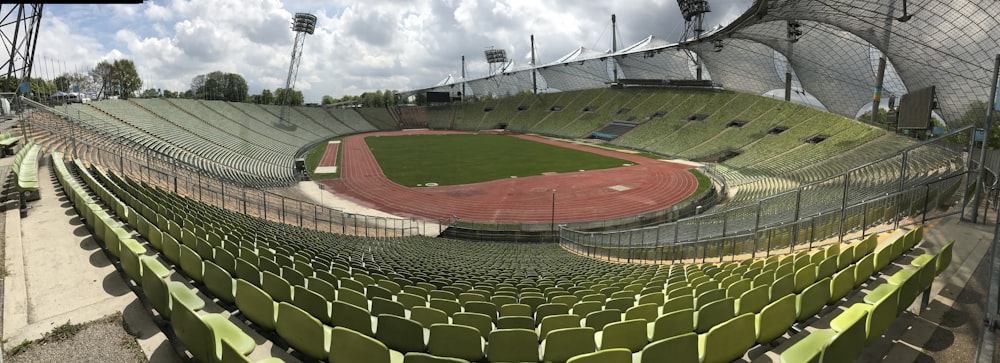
xmin=278 ymin=12 xmax=317 ymax=127
xmin=676 ymin=0 xmax=711 ymax=80
xmin=1 ymin=4 xmax=44 ymax=140
xmin=484 ymin=47 xmax=509 ymax=76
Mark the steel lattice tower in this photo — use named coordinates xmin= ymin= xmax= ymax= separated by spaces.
xmin=1 ymin=3 xmax=43 ymax=139
xmin=278 ymin=12 xmax=316 ymax=127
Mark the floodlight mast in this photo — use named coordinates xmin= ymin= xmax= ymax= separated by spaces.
xmin=279 ymin=12 xmax=316 ymax=126
xmin=677 ymin=0 xmax=710 ymax=80
xmin=1 ymin=4 xmax=43 ymax=141
xmin=484 ymin=47 xmax=509 ymax=76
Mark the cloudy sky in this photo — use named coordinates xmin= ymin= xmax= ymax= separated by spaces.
xmin=35 ymin=0 xmax=752 ymax=103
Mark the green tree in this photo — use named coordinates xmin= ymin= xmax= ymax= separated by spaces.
xmin=162 ymin=89 xmax=179 ymax=98
xmin=140 ymin=88 xmax=160 ymax=98
xmin=321 ymin=95 xmax=335 ymax=105
xmin=190 ymin=71 xmax=248 ymax=102
xmin=89 ymin=59 xmax=141 ymax=99
xmin=857 ymin=108 xmax=888 ymax=125
xmin=273 ymin=88 xmax=304 ymax=106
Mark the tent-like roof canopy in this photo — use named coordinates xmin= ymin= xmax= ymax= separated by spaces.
xmin=406 ymin=0 xmax=1000 ymax=125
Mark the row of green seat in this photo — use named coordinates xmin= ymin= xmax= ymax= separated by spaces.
xmin=0 ymin=131 xmax=20 ymax=151
xmin=52 ymin=153 xmax=291 ymax=363
xmin=10 ymin=140 xmax=42 ymax=202
xmin=779 ymin=228 xmax=954 ymax=362
xmin=84 ymin=159 xmax=939 ymax=363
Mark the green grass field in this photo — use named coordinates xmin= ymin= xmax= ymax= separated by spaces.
xmin=304 ymin=137 xmax=342 ymax=181
xmin=365 ymin=133 xmax=632 ymax=186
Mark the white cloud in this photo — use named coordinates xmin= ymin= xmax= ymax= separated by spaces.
xmin=35 ymin=1 xmax=751 ymax=102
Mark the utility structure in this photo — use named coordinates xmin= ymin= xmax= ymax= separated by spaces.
xmin=278 ymin=12 xmax=317 ymax=127
xmin=1 ymin=4 xmax=43 ymax=139
xmin=676 ymin=0 xmax=711 ymax=80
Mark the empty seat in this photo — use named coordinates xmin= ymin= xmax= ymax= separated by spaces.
xmin=329 ymin=326 xmax=405 ymax=363
xmin=540 ymin=327 xmax=596 ymax=363
xmin=276 ymin=302 xmax=331 ymax=361
xmin=426 ymin=324 xmax=484 ymax=362
xmin=698 ymin=313 xmax=755 ymax=363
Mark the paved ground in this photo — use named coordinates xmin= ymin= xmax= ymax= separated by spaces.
xmin=0 ymin=153 xmax=997 ymax=362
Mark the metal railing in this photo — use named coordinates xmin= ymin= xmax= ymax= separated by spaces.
xmin=559 ymin=126 xmax=976 ymax=262
xmin=13 ymin=96 xmax=439 ymax=238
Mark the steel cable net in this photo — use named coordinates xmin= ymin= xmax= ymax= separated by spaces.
xmin=614 ymin=36 xmax=694 ymax=80
xmin=746 ymin=0 xmax=1000 ymax=125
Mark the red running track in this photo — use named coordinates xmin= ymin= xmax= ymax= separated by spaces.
xmin=318 ymin=142 xmax=339 ymax=167
xmin=320 ymin=130 xmax=698 ymax=224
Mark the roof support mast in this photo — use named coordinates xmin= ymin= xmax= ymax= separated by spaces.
xmin=612 ymin=14 xmax=619 ymax=84
xmin=676 ymin=0 xmax=711 ymax=80
xmin=531 ymin=35 xmax=538 ymax=94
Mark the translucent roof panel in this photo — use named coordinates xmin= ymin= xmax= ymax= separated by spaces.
xmin=615 ymin=37 xmax=695 ymax=80
xmin=753 ymin=0 xmax=1000 ymax=125
xmin=691 ymin=39 xmax=787 ymax=96
xmin=732 ymin=20 xmax=881 ymax=118
xmin=537 ymin=47 xmax=612 ymax=92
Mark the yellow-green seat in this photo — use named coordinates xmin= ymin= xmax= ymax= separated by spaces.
xmin=234 ymin=279 xmax=278 ymax=331
xmin=331 ymin=300 xmax=375 ymax=337
xmin=698 ymin=313 xmax=755 ymax=363
xmin=376 ymin=314 xmax=427 ymax=354
xmin=597 ymin=319 xmax=648 ymax=352
xmin=755 ymin=294 xmax=795 ymax=345
xmin=638 ymin=332 xmax=698 ymax=363
xmin=565 ymin=348 xmax=631 ymax=363
xmin=172 ymin=297 xmax=255 ymax=363
xmin=329 ymin=326 xmax=405 ymax=363
xmin=427 ymin=324 xmax=484 ymax=362
xmin=276 ymin=302 xmax=331 ymax=361
xmin=540 ymin=327 xmax=596 ymax=363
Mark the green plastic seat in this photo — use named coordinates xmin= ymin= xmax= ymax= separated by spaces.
xmin=661 ymin=294 xmax=693 ymax=314
xmin=816 ymin=256 xmax=838 ymax=281
xmin=650 ymin=307 xmax=693 ymax=342
xmin=566 ymin=348 xmax=631 ymax=363
xmin=220 ymin=338 xmax=284 ymax=363
xmin=695 ymin=297 xmax=735 ymax=334
xmin=794 ymin=263 xmax=817 ymax=294
xmin=625 ymin=303 xmax=658 ymax=323
xmin=858 ymin=284 xmax=900 ymax=345
xmin=604 ymin=297 xmax=635 ymax=312
xmin=755 ymin=294 xmax=795 ymax=344
xmin=331 ymin=300 xmax=375 ymax=337
xmin=770 ymin=274 xmax=795 ymax=302
xmin=796 ymin=278 xmax=831 ymax=323
xmin=498 ymin=315 xmax=535 ymax=330
xmin=368 ymin=284 xmax=395 ymax=301
xmin=376 ymin=314 xmax=427 ymax=353
xmin=584 ymin=309 xmax=621 ymax=332
xmin=411 ymin=306 xmax=449 ymax=329
xmin=453 ymin=312 xmax=494 ymax=340
xmin=822 ymin=304 xmax=870 ymax=362
xmin=535 ymin=303 xmax=571 ymax=326
xmin=372 ymin=297 xmax=407 ymax=318
xmin=694 ymin=288 xmax=726 ymax=311
xmin=338 ymin=287 xmax=370 ymax=310
xmin=539 ymin=314 xmax=583 ymax=341
xmin=261 ymin=270 xmax=293 ymax=303
xmin=598 ymin=319 xmax=648 ymax=352
xmin=234 ymin=279 xmax=278 ymax=331
xmin=204 ymin=260 xmax=236 ymax=305
xmin=142 ymin=260 xmax=203 ymax=321
xmin=430 ymin=298 xmax=462 ymax=317
xmin=292 ymin=285 xmax=332 ymax=324
xmin=234 ymin=258 xmax=261 ymax=286
xmin=397 ymin=292 xmax=428 ymax=310
xmin=735 ymin=284 xmax=770 ymax=315
xmin=873 ymin=243 xmax=895 ymax=273
xmin=540 ymin=327 xmax=596 ymax=363
xmin=828 ymin=265 xmax=855 ymax=305
xmin=276 ymin=302 xmax=331 ymax=361
xmin=119 ymin=238 xmax=147 ymax=285
xmin=571 ymin=301 xmax=602 ymax=318
xmin=725 ymin=279 xmax=752 ymax=300
xmin=162 ymin=234 xmax=183 ymax=266
xmin=911 ymin=240 xmax=953 ymax=276
xmin=401 ymin=352 xmax=467 ymax=363
xmin=464 ymin=301 xmax=498 ymax=322
xmin=172 ymin=297 xmax=255 ymax=363
xmin=637 ymin=292 xmax=665 ymax=306
xmin=427 ymin=324 xmax=484 ymax=362
xmin=886 ymin=267 xmax=922 ymax=315
xmin=853 ymin=253 xmax=875 ymax=289
xmin=487 ymin=328 xmax=539 ymax=363
xmin=305 ymin=276 xmax=337 ymax=302
xmin=698 ymin=313 xmax=755 ymax=363
xmin=329 ymin=326 xmax=405 ymax=363
xmin=500 ymin=303 xmax=532 ymax=317
xmin=638 ymin=332 xmax=698 ymax=363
